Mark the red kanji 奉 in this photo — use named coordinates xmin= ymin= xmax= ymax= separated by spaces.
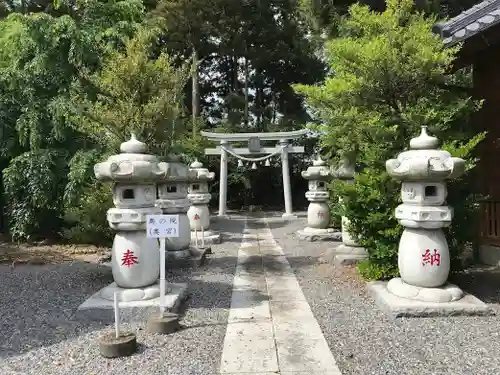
xmin=121 ymin=250 xmax=139 ymax=268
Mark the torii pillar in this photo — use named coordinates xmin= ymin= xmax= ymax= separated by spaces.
xmin=201 ymin=129 xmax=308 ymax=219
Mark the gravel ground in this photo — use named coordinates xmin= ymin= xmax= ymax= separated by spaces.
xmin=0 ymin=217 xmax=245 ymax=375
xmin=266 ymin=212 xmax=500 ymax=375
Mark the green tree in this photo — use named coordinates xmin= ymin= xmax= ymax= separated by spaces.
xmin=0 ymin=0 xmax=146 ymax=240
xmin=71 ymin=27 xmax=191 ymax=155
xmin=294 ymin=0 xmax=484 ymax=279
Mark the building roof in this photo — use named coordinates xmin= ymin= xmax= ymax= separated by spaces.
xmin=432 ymin=0 xmax=500 ymax=46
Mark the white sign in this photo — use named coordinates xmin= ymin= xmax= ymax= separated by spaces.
xmin=146 ymin=214 xmax=180 ymax=238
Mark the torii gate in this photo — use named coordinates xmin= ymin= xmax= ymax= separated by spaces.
xmin=201 ymin=129 xmax=308 ymax=219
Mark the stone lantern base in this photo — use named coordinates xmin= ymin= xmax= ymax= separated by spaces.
xmin=100 ymin=282 xmax=162 ymax=302
xmin=367 ymin=280 xmax=493 ymax=318
xmin=387 ymin=277 xmax=463 ymax=303
xmin=297 ymin=227 xmax=342 ymax=242
xmin=190 ymin=230 xmax=222 ymax=246
xmin=77 ymin=282 xmax=189 ymax=322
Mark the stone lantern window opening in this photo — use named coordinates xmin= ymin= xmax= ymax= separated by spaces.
xmin=123 ymin=188 xmax=135 ymax=200
xmin=167 ymin=185 xmax=177 ymax=193
xmin=318 ymin=181 xmax=325 ymax=189
xmin=192 ymin=183 xmax=200 ymax=191
xmin=425 ymin=185 xmax=437 ymax=197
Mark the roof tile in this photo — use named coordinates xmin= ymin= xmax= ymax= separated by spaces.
xmin=433 ymin=0 xmax=500 ymax=45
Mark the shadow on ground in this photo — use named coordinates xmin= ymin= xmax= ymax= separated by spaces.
xmin=451 ymin=265 xmax=500 ymax=305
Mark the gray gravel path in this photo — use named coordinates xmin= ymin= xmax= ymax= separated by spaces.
xmin=266 ymin=211 xmax=500 ymax=375
xmin=0 ymin=217 xmax=245 ymax=375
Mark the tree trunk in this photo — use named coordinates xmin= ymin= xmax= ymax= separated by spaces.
xmin=232 ymin=53 xmax=238 ymax=93
xmin=191 ymin=47 xmax=200 ymax=137
xmin=244 ymin=56 xmax=249 ymax=126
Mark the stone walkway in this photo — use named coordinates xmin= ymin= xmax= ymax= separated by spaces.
xmin=220 ymin=217 xmax=341 ymax=374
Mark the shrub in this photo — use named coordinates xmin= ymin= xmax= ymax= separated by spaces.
xmin=61 ymin=183 xmax=114 ymax=245
xmin=3 ymin=150 xmax=68 ymax=241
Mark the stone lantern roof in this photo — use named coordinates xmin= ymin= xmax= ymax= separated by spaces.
xmin=386 ymin=126 xmax=466 ymax=181
xmin=155 ymin=154 xmax=194 ymax=183
xmin=94 ymin=133 xmax=161 ymax=182
xmin=301 ymin=156 xmax=333 ymax=181
xmin=189 ymin=159 xmax=215 ymax=182
xmin=332 ymin=156 xmax=355 ymax=181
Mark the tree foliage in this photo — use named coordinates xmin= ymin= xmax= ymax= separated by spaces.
xmin=0 ymin=0 xmax=191 ymax=241
xmin=295 ymin=0 xmax=484 ymax=279
xmin=71 ymin=27 xmax=191 ymax=155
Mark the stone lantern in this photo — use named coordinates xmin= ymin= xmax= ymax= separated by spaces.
xmin=333 ymin=156 xmax=367 ymax=263
xmin=187 ymin=160 xmax=222 ymax=244
xmin=385 ymin=126 xmax=466 ymax=302
xmin=297 ymin=156 xmax=339 ymax=241
xmin=93 ymin=134 xmax=163 ymax=301
xmin=155 ymin=154 xmax=200 ymax=260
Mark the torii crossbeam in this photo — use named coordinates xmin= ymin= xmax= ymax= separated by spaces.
xmin=201 ymin=129 xmax=308 ymax=219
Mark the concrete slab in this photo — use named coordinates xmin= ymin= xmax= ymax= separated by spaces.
xmin=322 ymin=243 xmax=367 ymax=266
xmin=368 ymin=281 xmax=495 ymax=318
xmin=165 ymin=246 xmax=209 ymax=269
xmin=190 ymin=230 xmax=222 ymax=246
xmin=76 ymin=282 xmax=188 ymax=322
xmin=297 ymin=229 xmax=342 ymax=242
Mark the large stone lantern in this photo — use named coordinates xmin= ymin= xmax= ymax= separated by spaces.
xmin=297 ymin=156 xmax=338 ymax=241
xmin=93 ymin=134 xmax=163 ymax=301
xmin=385 ymin=126 xmax=466 ymax=302
xmin=155 ymin=155 xmax=199 ymax=260
xmin=187 ymin=160 xmax=222 ymax=244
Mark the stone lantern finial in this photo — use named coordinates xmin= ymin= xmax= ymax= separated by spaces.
xmin=313 ymin=155 xmax=325 ymax=166
xmin=409 ymin=126 xmax=440 ymax=150
xmin=120 ymin=132 xmax=147 ymax=154
xmin=190 ymin=159 xmax=203 ymax=169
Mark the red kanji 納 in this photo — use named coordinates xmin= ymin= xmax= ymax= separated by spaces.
xmin=121 ymin=250 xmax=139 ymax=268
xmin=194 ymin=214 xmax=200 ymax=220
xmin=421 ymin=249 xmax=440 ymax=266
xmin=317 ymin=211 xmax=326 ymax=218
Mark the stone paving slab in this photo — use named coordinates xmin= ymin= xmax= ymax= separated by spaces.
xmin=368 ymin=281 xmax=495 ymax=318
